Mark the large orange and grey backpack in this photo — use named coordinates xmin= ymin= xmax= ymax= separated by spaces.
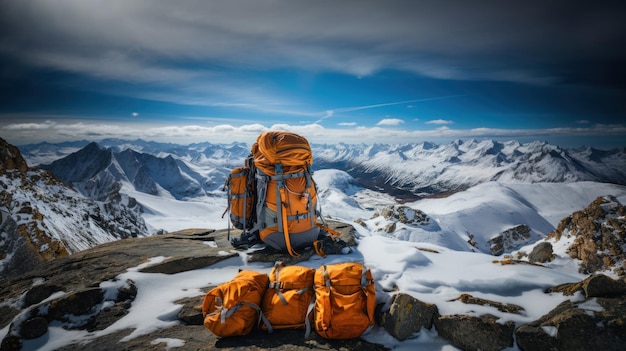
xmin=313 ymin=262 xmax=376 ymax=339
xmin=225 ymin=131 xmax=337 ymax=256
xmin=261 ymin=261 xmax=316 ymax=336
xmin=201 ymin=270 xmax=272 ymax=337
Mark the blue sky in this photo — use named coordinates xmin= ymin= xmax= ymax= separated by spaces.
xmin=0 ymin=0 xmax=625 ymax=148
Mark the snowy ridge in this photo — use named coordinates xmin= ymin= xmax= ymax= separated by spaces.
xmin=0 ymin=168 xmax=147 ymax=277
xmin=41 ymin=142 xmax=229 ymax=203
xmin=20 ymin=139 xmax=626 ymax=195
xmin=313 ymin=139 xmax=626 ymax=194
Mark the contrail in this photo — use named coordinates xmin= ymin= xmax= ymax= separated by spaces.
xmin=315 ymin=95 xmax=464 ymax=123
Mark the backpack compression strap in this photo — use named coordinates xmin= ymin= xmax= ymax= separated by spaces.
xmin=220 ymin=301 xmax=273 ymax=334
xmin=274 ymin=164 xmax=300 ymax=257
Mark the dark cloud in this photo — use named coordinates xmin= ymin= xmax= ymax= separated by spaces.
xmin=0 ymin=0 xmax=625 ymax=145
xmin=1 ymin=0 xmax=624 ymax=89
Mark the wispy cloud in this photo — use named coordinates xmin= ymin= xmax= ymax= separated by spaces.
xmin=377 ymin=118 xmax=404 ymax=126
xmin=426 ymin=119 xmax=454 ymax=125
xmin=315 ymin=95 xmax=464 ymax=123
xmin=338 ymin=122 xmax=358 ymax=126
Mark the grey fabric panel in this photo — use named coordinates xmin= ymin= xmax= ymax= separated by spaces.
xmin=263 ymin=226 xmax=320 ymax=251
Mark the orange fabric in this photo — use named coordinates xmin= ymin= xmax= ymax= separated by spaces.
xmin=201 ymin=270 xmax=269 ymax=337
xmin=313 ymin=262 xmax=376 ymax=339
xmin=252 ymin=131 xmax=319 ymax=256
xmin=253 ymin=131 xmax=313 ymax=175
xmin=261 ymin=262 xmax=315 ymax=330
xmin=225 ymin=166 xmax=254 ymax=230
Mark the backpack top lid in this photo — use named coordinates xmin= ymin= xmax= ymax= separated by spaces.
xmin=253 ymin=131 xmax=313 ymax=174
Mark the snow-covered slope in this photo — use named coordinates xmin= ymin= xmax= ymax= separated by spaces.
xmin=315 ymin=169 xmax=626 ymax=256
xmin=0 ymin=168 xmax=147 ymax=277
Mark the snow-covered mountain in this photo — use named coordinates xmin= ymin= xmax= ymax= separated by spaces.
xmin=0 ymin=138 xmax=147 ymax=278
xmin=313 ymin=139 xmax=626 ymax=196
xmin=21 ymin=139 xmax=626 ymax=200
xmin=40 ymin=142 xmax=229 ymax=202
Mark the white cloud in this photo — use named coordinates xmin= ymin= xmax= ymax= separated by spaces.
xmin=2 ymin=117 xmax=625 ymax=148
xmin=426 ymin=119 xmax=454 ymax=125
xmin=377 ymin=118 xmax=404 ymax=126
xmin=2 ymin=120 xmax=58 ymax=130
xmin=338 ymin=122 xmax=357 ymax=126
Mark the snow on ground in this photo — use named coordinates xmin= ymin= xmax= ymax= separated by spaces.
xmin=7 ymin=179 xmax=625 ymax=350
xmin=125 ymin=186 xmax=229 ymax=233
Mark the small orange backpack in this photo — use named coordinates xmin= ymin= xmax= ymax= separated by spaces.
xmin=313 ymin=262 xmax=376 ymax=339
xmin=201 ymin=270 xmax=272 ymax=337
xmin=261 ymin=262 xmax=316 ymax=336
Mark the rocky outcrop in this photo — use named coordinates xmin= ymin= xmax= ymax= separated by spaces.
xmin=517 ymin=274 xmax=626 ymax=351
xmin=380 ymin=274 xmax=626 ymax=351
xmin=3 ymin=217 xmax=626 ymax=350
xmin=0 ymin=138 xmax=28 ymax=173
xmin=488 ymin=224 xmax=533 ymax=256
xmin=377 ymin=205 xmax=430 ymax=225
xmin=547 ymin=195 xmax=626 ymax=278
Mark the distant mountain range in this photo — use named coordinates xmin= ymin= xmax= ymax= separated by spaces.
xmin=314 ymin=140 xmax=626 ymax=197
xmin=20 ymin=138 xmax=626 ymax=201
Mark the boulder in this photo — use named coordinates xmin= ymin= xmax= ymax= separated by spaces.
xmin=582 ymin=273 xmax=626 ymax=298
xmin=516 ymin=297 xmax=626 ymax=351
xmin=528 ymin=241 xmax=554 ymax=263
xmin=435 ymin=314 xmax=515 ymax=351
xmin=19 ymin=317 xmax=48 ymax=339
xmin=517 ymin=274 xmax=626 ymax=350
xmin=379 ymin=293 xmax=439 ymax=340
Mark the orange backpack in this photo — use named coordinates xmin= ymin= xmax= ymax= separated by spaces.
xmin=252 ymin=131 xmax=320 ymax=256
xmin=261 ymin=262 xmax=316 ymax=336
xmin=313 ymin=262 xmax=376 ymax=339
xmin=201 ymin=270 xmax=272 ymax=337
xmin=223 ymin=158 xmax=255 ymax=232
xmin=225 ymin=131 xmax=341 ymax=256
